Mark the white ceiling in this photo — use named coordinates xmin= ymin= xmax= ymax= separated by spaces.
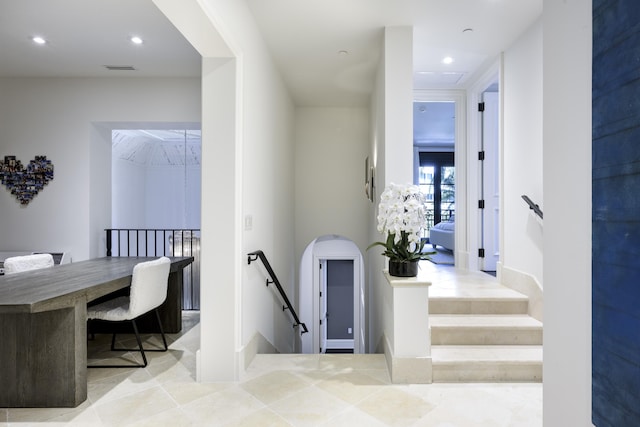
xmin=0 ymin=0 xmax=542 ymax=107
xmin=246 ymin=0 xmax=542 ymax=106
xmin=1 ymin=0 xmax=541 ymax=157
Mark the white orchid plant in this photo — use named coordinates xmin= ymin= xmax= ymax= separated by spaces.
xmin=368 ymin=183 xmax=433 ymax=262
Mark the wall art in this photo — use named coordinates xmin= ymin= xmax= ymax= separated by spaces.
xmin=0 ymin=155 xmax=54 ymax=205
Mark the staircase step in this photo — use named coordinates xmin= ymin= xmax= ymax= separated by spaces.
xmin=429 ymin=296 xmax=529 ymax=315
xmin=431 ymin=345 xmax=543 ymax=382
xmin=430 ymin=315 xmax=543 ymax=345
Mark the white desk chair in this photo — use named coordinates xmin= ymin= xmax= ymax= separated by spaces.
xmin=87 ymin=257 xmax=171 ymax=368
xmin=3 ymin=253 xmax=54 ymax=274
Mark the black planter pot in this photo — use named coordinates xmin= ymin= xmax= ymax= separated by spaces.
xmin=388 ymin=260 xmax=419 ymax=277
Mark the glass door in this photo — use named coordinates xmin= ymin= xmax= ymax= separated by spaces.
xmin=418 ymin=152 xmax=455 ymax=235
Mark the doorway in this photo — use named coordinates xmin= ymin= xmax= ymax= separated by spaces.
xmin=413 ymin=99 xmax=457 ymax=264
xmin=299 ymin=235 xmax=364 ymax=354
xmin=321 ymin=259 xmax=355 ymax=353
xmin=111 ymin=126 xmax=202 ymax=309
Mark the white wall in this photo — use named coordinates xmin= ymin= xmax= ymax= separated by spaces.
xmin=112 ymin=159 xmax=146 ymax=228
xmin=0 ymin=77 xmax=200 ymax=261
xmin=294 ymin=107 xmax=369 ymax=353
xmin=502 ymin=19 xmax=543 ymax=285
xmin=368 ymin=26 xmax=414 ymax=353
xmin=159 ymin=0 xmax=297 ymax=380
xmin=294 ymin=107 xmax=370 ymax=259
xmin=89 ymin=125 xmax=113 ymax=258
xmin=543 ymin=0 xmax=593 ymax=425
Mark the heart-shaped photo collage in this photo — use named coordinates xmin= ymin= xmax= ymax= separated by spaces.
xmin=0 ymin=155 xmax=54 ymax=205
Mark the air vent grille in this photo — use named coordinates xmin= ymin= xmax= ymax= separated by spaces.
xmin=104 ymin=65 xmax=136 ymax=71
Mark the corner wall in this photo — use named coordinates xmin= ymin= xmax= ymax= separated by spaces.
xmin=502 ymin=19 xmax=543 ymax=286
xmin=368 ymin=26 xmax=414 ymax=353
xmin=543 ymin=0 xmax=593 ymax=425
xmin=159 ymin=0 xmax=297 ymax=380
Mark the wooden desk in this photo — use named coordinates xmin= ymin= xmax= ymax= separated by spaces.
xmin=0 ymin=256 xmax=193 ymax=408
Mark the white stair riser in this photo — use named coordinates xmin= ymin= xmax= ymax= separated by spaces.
xmin=431 ymin=327 xmax=542 ymax=345
xmin=432 ymin=362 xmax=542 ymax=382
xmin=429 ymin=300 xmax=528 ymax=315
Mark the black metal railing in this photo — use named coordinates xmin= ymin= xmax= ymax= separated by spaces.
xmin=247 ymin=250 xmax=308 ymax=334
xmin=425 ymin=208 xmax=455 ymax=229
xmin=521 ymin=195 xmax=543 ymax=219
xmin=105 ymin=228 xmax=200 ymax=310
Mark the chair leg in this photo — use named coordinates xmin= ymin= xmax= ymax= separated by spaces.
xmin=131 ymin=319 xmax=148 ymax=367
xmin=89 ymin=320 xmax=147 ymax=368
xmin=111 ymin=310 xmax=168 ymax=352
xmin=154 ymin=308 xmax=169 ymax=352
xmin=88 ymin=312 xmax=168 ymax=368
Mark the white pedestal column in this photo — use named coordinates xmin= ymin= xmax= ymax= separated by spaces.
xmin=382 ymin=269 xmax=432 ymax=383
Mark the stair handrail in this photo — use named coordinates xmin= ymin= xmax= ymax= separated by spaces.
xmin=247 ymin=250 xmax=308 ymax=334
xmin=521 ymin=195 xmax=543 ymax=219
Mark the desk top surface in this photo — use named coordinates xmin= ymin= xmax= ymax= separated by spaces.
xmin=0 ymin=256 xmax=193 ymax=314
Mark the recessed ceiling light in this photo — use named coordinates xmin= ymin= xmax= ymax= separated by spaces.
xmin=442 ymin=56 xmax=454 ymax=65
xmin=31 ymin=36 xmax=46 ymax=45
xmin=463 ymin=28 xmax=474 ymax=33
xmin=130 ymin=36 xmax=143 ymax=45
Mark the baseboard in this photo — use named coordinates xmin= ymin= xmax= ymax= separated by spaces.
xmin=500 ymin=265 xmax=544 ymax=321
xmin=238 ymin=331 xmax=278 ymax=373
xmin=381 ymin=333 xmax=432 ymax=384
xmin=454 ymin=250 xmax=470 ymax=269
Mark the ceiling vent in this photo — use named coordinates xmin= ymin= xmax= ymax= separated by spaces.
xmin=414 ymin=71 xmax=465 ymax=86
xmin=104 ymin=65 xmax=136 ymax=71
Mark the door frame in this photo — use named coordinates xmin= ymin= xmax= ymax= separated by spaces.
xmin=312 ymin=254 xmax=363 ymax=354
xmin=467 ymin=58 xmax=503 ymax=273
xmin=413 ymin=89 xmax=467 ymax=268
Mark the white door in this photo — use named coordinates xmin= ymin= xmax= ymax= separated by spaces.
xmin=481 ymin=91 xmax=500 ymax=271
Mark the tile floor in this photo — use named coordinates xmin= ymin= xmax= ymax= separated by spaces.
xmin=0 ymin=264 xmax=542 ymax=426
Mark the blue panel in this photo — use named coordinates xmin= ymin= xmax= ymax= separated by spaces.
xmin=593 ymin=0 xmax=640 ymax=426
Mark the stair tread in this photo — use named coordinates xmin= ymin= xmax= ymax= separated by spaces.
xmin=432 ymin=345 xmax=543 ymax=362
xmin=430 ymin=314 xmax=542 ymax=328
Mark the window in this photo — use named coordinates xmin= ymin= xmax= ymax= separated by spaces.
xmin=417 ymin=152 xmax=455 ymax=233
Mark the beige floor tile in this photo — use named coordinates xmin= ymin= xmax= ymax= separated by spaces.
xmin=7 ymin=400 xmax=100 ymax=425
xmin=162 ymin=378 xmax=233 ymax=406
xmin=356 ymin=387 xmax=435 ymax=427
xmin=224 ymin=407 xmax=293 ymax=427
xmin=144 ymin=352 xmax=197 ymax=383
xmin=181 ymin=385 xmax=266 ymax=426
xmin=126 ymin=407 xmax=193 ymax=427
xmin=240 ymin=371 xmax=312 ymax=405
xmin=315 ymin=371 xmax=387 ymax=405
xmin=88 ymin=373 xmax=160 ymax=406
xmin=268 ymin=386 xmax=351 ymax=426
xmin=244 ymin=354 xmax=320 ymax=377
xmin=321 ymin=406 xmax=389 ymax=426
xmin=93 ymin=386 xmax=178 ymax=426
